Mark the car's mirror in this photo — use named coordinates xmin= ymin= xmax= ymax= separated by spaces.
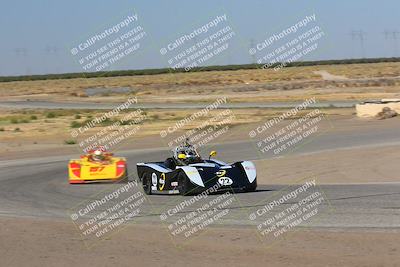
xmin=209 ymin=150 xmax=217 ymax=159
xmin=178 ymin=153 xmax=187 ymax=160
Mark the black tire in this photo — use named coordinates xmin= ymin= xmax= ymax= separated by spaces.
xmin=246 ymin=179 xmax=257 ymax=192
xmin=142 ymin=173 xmax=152 ymax=195
xmin=178 ymin=173 xmax=190 ymax=196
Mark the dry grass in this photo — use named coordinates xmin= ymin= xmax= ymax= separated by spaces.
xmin=1 ymin=62 xmax=400 ymax=103
xmin=0 ymin=108 xmax=353 ymax=143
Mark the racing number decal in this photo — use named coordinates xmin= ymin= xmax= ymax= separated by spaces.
xmin=216 ymin=170 xmax=233 ymax=186
xmin=218 ymin=177 xmax=233 ymax=186
xmin=215 ymin=170 xmax=226 ymax=177
xmin=159 ymin=173 xmax=166 ymax=191
xmin=90 ymin=166 xmax=105 ymax=172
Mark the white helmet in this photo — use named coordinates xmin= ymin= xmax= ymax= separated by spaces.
xmin=93 ymin=150 xmax=104 ymax=161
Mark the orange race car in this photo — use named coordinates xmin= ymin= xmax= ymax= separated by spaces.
xmin=68 ymin=148 xmax=128 ymax=184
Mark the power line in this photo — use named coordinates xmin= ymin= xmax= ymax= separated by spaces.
xmin=14 ymin=47 xmax=28 ymax=57
xmin=44 ymin=45 xmax=58 ymax=54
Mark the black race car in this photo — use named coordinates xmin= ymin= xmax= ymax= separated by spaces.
xmin=136 ymin=151 xmax=257 ymax=195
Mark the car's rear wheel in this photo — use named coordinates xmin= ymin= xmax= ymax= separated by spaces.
xmin=142 ymin=173 xmax=152 ymax=195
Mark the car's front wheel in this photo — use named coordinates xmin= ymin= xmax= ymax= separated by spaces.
xmin=178 ymin=173 xmax=190 ymax=196
xmin=245 ymin=179 xmax=257 ymax=192
xmin=142 ymin=173 xmax=152 ymax=195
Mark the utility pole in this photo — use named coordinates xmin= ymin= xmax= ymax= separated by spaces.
xmin=249 ymin=39 xmax=256 ymax=64
xmin=383 ymin=30 xmax=400 ymax=57
xmin=14 ymin=48 xmax=29 ymax=75
xmin=44 ymin=45 xmax=58 ymax=74
xmin=350 ymin=30 xmax=366 ymax=58
xmin=392 ymin=31 xmax=400 ymax=56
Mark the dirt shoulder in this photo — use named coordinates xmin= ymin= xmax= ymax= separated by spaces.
xmin=1 ymin=216 xmax=399 ymax=267
xmin=0 ymin=112 xmax=350 ymax=160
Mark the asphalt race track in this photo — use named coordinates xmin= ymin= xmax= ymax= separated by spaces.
xmin=1 ymin=123 xmax=400 ymax=230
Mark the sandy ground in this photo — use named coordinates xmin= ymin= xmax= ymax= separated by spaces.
xmin=1 ymin=216 xmax=399 ymax=267
xmin=255 ymin=143 xmax=400 ymax=184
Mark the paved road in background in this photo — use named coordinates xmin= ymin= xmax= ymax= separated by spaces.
xmin=0 ymin=100 xmax=357 ymax=109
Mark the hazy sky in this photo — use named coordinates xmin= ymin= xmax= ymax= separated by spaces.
xmin=0 ymin=0 xmax=399 ymax=76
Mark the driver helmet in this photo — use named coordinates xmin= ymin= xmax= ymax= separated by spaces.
xmin=173 ymin=139 xmax=201 ymax=165
xmin=92 ymin=149 xmax=105 ymax=161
